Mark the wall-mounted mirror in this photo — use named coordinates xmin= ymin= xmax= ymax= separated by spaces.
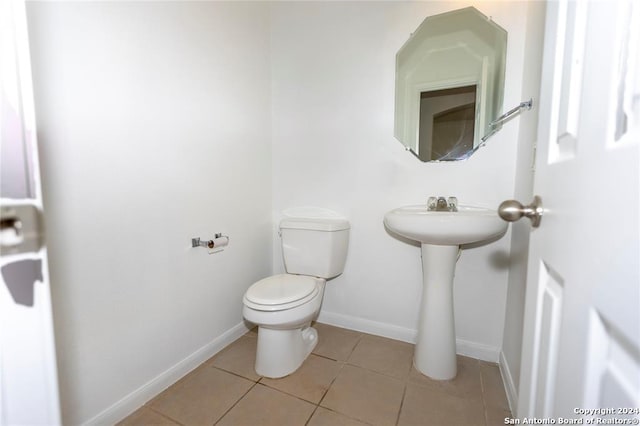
xmin=394 ymin=7 xmax=507 ymax=162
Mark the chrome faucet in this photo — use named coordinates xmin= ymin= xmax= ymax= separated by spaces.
xmin=427 ymin=196 xmax=458 ymax=212
xmin=436 ymin=197 xmax=448 ymax=211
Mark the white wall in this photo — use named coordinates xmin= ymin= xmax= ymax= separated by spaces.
xmin=27 ymin=2 xmax=272 ymax=424
xmin=26 ymin=1 xmax=543 ymax=422
xmin=270 ymin=1 xmax=530 ymax=360
xmin=501 ymin=0 xmax=546 ymax=411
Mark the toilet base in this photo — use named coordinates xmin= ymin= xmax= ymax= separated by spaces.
xmin=255 ymin=324 xmax=318 ymax=378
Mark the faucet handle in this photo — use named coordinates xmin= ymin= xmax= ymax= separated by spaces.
xmin=447 ymin=197 xmax=458 ymax=211
xmin=427 ymin=196 xmax=458 ymax=211
xmin=427 ymin=197 xmax=437 ymax=210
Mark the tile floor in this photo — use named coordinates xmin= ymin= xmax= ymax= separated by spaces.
xmin=120 ymin=323 xmax=511 ymax=426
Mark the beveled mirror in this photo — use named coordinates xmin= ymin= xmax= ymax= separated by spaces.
xmin=394 ymin=7 xmax=507 ymax=161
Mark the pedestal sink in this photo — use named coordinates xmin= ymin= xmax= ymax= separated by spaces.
xmin=383 ymin=204 xmax=507 ymax=380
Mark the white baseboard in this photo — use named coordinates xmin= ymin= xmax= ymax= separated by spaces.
xmin=456 ymin=338 xmax=500 ymax=363
xmin=316 ymin=310 xmax=501 ymax=363
xmin=87 ymin=311 xmax=507 ymax=425
xmin=499 ymin=350 xmax=518 ymax=414
xmin=83 ymin=322 xmax=250 ymax=426
xmin=317 ymin=310 xmax=416 ymax=343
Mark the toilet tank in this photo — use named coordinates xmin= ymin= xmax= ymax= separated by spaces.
xmin=280 ymin=217 xmax=350 ymax=279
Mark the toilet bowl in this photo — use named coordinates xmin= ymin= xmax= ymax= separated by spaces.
xmin=242 ymin=216 xmax=349 ymax=378
xmin=243 ymin=274 xmax=325 ymax=378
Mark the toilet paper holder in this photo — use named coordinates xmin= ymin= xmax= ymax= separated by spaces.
xmin=191 ymin=234 xmax=228 ymax=249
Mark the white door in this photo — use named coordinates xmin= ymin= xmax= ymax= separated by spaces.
xmin=0 ymin=0 xmax=61 ymax=424
xmin=517 ymin=0 xmax=640 ymax=420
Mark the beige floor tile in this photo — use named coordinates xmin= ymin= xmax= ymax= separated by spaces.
xmin=118 ymin=407 xmax=179 ymax=425
xmin=485 ymin=406 xmax=513 ymax=426
xmin=216 ymin=384 xmax=315 ymax=426
xmin=209 ymin=335 xmax=260 ymax=381
xmin=347 ymin=334 xmax=414 ymax=379
xmin=407 ymin=355 xmax=484 ymax=402
xmin=260 ymin=354 xmax=342 ymax=403
xmin=480 ymin=361 xmax=510 ymax=411
xmin=313 ymin=322 xmax=362 ymax=361
xmin=121 ymin=328 xmax=513 ymax=426
xmin=320 ymin=364 xmax=404 ymax=426
xmin=149 ymin=366 xmax=253 ymax=425
xmin=398 ymin=382 xmax=486 ymax=426
xmin=307 ymin=407 xmax=370 ymax=426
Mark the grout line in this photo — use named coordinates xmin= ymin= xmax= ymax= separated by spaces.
xmin=395 ymin=382 xmax=408 ymax=426
xmin=303 ymin=405 xmax=320 ymax=426
xmin=479 ymin=364 xmax=490 ymax=426
xmin=310 ymin=352 xmax=342 ymax=362
xmin=149 ymin=323 xmax=505 ymax=426
xmin=344 ymin=332 xmax=364 ymax=363
xmin=316 ymin=360 xmax=346 ymax=407
xmin=316 ymin=406 xmax=376 ymax=426
xmin=257 ymin=379 xmax=320 ymax=406
xmin=341 ymin=333 xmax=415 ymax=382
xmin=209 ymin=365 xmax=261 ymax=384
xmin=253 ymin=382 xmax=320 ymax=408
xmin=146 ymin=406 xmax=186 ymax=426
xmin=315 ymin=361 xmax=404 ymax=426
xmin=343 ymin=360 xmax=410 ymax=383
xmin=213 ymin=381 xmax=259 ymax=425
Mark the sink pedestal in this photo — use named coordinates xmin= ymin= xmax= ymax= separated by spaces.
xmin=384 ymin=204 xmax=508 ymax=380
xmin=414 ymin=244 xmax=459 ymax=380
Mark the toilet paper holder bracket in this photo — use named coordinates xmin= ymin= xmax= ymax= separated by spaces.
xmin=191 ymin=234 xmax=228 ymax=249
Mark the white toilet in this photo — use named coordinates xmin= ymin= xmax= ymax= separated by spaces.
xmin=242 ymin=216 xmax=350 ymax=378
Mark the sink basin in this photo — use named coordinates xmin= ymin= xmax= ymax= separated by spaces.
xmin=383 ymin=203 xmax=507 ymax=380
xmin=384 ymin=205 xmax=507 ymax=245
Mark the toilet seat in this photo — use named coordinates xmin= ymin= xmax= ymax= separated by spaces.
xmin=244 ymin=274 xmax=321 ymax=312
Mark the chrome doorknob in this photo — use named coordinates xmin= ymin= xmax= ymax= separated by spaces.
xmin=498 ymin=196 xmax=543 ymax=228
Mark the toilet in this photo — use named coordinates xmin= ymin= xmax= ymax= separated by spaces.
xmin=242 ymin=216 xmax=350 ymax=378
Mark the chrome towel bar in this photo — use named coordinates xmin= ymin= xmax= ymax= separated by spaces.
xmin=481 ymin=98 xmax=533 ymax=142
xmin=490 ymin=98 xmax=533 ymax=127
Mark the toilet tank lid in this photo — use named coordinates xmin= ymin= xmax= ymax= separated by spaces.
xmin=280 ymin=217 xmax=350 ymax=231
